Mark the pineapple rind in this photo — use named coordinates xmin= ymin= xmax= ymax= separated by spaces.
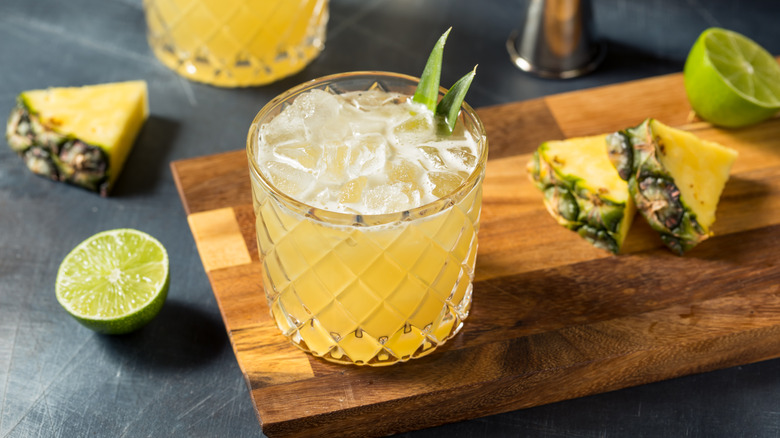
xmin=605 ymin=132 xmax=633 ymax=181
xmin=529 ymin=136 xmax=635 ymax=254
xmin=611 ymin=119 xmax=702 ymax=254
xmin=627 ymin=171 xmax=706 ymax=255
xmin=8 ymin=102 xmax=110 ymax=193
xmin=607 ymin=118 xmax=736 ymax=255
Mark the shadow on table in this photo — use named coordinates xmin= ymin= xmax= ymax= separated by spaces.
xmin=597 ymin=39 xmax=684 ymax=77
xmin=96 ymin=298 xmax=228 ymax=370
xmin=111 ymin=115 xmax=180 ymax=197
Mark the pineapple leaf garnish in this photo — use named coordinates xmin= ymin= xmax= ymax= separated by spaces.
xmin=412 ymin=28 xmax=450 ymax=112
xmin=436 ymin=65 xmax=476 ymax=133
xmin=412 ymin=28 xmax=476 ymax=135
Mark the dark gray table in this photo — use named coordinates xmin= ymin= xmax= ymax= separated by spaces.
xmin=2 ymin=0 xmax=779 ymax=436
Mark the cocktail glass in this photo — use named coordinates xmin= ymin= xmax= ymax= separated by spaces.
xmin=247 ymin=71 xmax=487 ymax=366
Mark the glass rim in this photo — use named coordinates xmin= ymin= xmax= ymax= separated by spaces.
xmin=247 ymin=70 xmax=488 ymax=227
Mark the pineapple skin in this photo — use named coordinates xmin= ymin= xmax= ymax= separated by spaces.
xmin=7 ymin=102 xmax=110 ymax=193
xmin=606 ymin=118 xmax=736 ymax=255
xmin=528 ymin=136 xmax=635 ymax=254
xmin=6 ymin=81 xmax=148 ymax=196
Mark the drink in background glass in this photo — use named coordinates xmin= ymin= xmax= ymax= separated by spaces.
xmin=143 ymin=0 xmax=328 ymax=87
xmin=247 ymin=72 xmax=487 ymax=366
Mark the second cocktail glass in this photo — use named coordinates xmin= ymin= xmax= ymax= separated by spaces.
xmin=143 ymin=0 xmax=329 ymax=87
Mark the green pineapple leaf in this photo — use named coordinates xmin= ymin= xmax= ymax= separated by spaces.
xmin=412 ymin=28 xmax=451 ymax=112
xmin=436 ymin=65 xmax=477 ymax=133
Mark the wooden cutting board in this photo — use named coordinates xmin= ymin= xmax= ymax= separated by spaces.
xmin=171 ymin=70 xmax=780 ymax=438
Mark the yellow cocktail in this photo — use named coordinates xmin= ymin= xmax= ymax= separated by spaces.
xmin=143 ymin=0 xmax=328 ymax=87
xmin=247 ymin=72 xmax=487 ymax=365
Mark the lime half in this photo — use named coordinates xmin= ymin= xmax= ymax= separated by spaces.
xmin=56 ymin=229 xmax=169 ymax=334
xmin=684 ymin=27 xmax=780 ymax=128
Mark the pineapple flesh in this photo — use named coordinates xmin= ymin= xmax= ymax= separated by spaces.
xmin=528 ymin=134 xmax=636 ymax=254
xmin=606 ymin=118 xmax=738 ymax=254
xmin=6 ymin=80 xmax=149 ymax=196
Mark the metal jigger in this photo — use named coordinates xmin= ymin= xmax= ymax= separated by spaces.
xmin=507 ymin=0 xmax=606 ymax=79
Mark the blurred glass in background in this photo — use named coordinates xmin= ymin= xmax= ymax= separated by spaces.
xmin=143 ymin=0 xmax=329 ymax=87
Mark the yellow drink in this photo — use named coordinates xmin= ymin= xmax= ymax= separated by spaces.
xmin=143 ymin=0 xmax=328 ymax=87
xmin=247 ymin=72 xmax=487 ymax=366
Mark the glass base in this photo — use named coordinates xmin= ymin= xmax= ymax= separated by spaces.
xmin=147 ymin=38 xmax=325 ymax=87
xmin=276 ymin=285 xmax=472 ymax=367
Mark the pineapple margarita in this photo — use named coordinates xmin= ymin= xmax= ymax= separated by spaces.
xmin=247 ymin=72 xmax=487 ymax=365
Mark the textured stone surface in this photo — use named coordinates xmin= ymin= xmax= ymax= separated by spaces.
xmin=2 ymin=0 xmax=780 ymax=437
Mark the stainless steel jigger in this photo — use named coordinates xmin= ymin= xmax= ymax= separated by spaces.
xmin=507 ymin=0 xmax=606 ymax=79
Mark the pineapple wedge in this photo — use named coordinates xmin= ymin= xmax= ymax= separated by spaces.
xmin=528 ymin=134 xmax=636 ymax=254
xmin=6 ymin=80 xmax=148 ymax=196
xmin=606 ymin=119 xmax=738 ymax=254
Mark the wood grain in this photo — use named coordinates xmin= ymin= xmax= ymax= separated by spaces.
xmin=171 ymin=70 xmax=780 ymax=438
xmin=188 ymin=207 xmax=252 ymax=271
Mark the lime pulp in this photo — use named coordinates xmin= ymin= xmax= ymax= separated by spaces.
xmin=684 ymin=27 xmax=780 ymax=128
xmin=55 ymin=228 xmax=169 ymax=334
xmin=704 ymin=28 xmax=780 ymax=107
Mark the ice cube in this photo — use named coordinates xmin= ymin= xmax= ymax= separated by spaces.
xmin=447 ymin=117 xmax=470 ymax=140
xmin=401 ymin=183 xmax=423 ymax=207
xmin=259 ymin=108 xmax=306 ymax=146
xmin=392 ymin=113 xmax=435 ymax=146
xmin=345 ymin=89 xmax=398 ymax=110
xmin=386 ymin=159 xmax=426 ymax=206
xmin=274 ymin=142 xmax=322 ymax=172
xmin=444 ymin=146 xmax=477 ymax=170
xmin=387 ymin=158 xmax=422 ymax=184
xmin=262 ymin=160 xmax=314 ymax=197
xmin=347 ymin=133 xmax=387 ymax=176
xmin=299 ymin=89 xmax=350 ymax=142
xmin=349 ymin=119 xmax=386 ymax=137
xmin=321 ymin=142 xmax=350 ymax=183
xmin=417 ymin=145 xmax=447 ymax=170
xmin=338 ymin=176 xmax=368 ymax=205
xmin=297 ymin=89 xmax=336 ymax=116
xmin=427 ymin=171 xmax=465 ymax=198
xmin=310 ymin=186 xmax=338 ymax=209
xmin=362 ymin=183 xmax=413 ymax=214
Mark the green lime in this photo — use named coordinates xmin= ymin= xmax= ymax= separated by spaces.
xmin=684 ymin=27 xmax=780 ymax=128
xmin=55 ymin=228 xmax=169 ymax=334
